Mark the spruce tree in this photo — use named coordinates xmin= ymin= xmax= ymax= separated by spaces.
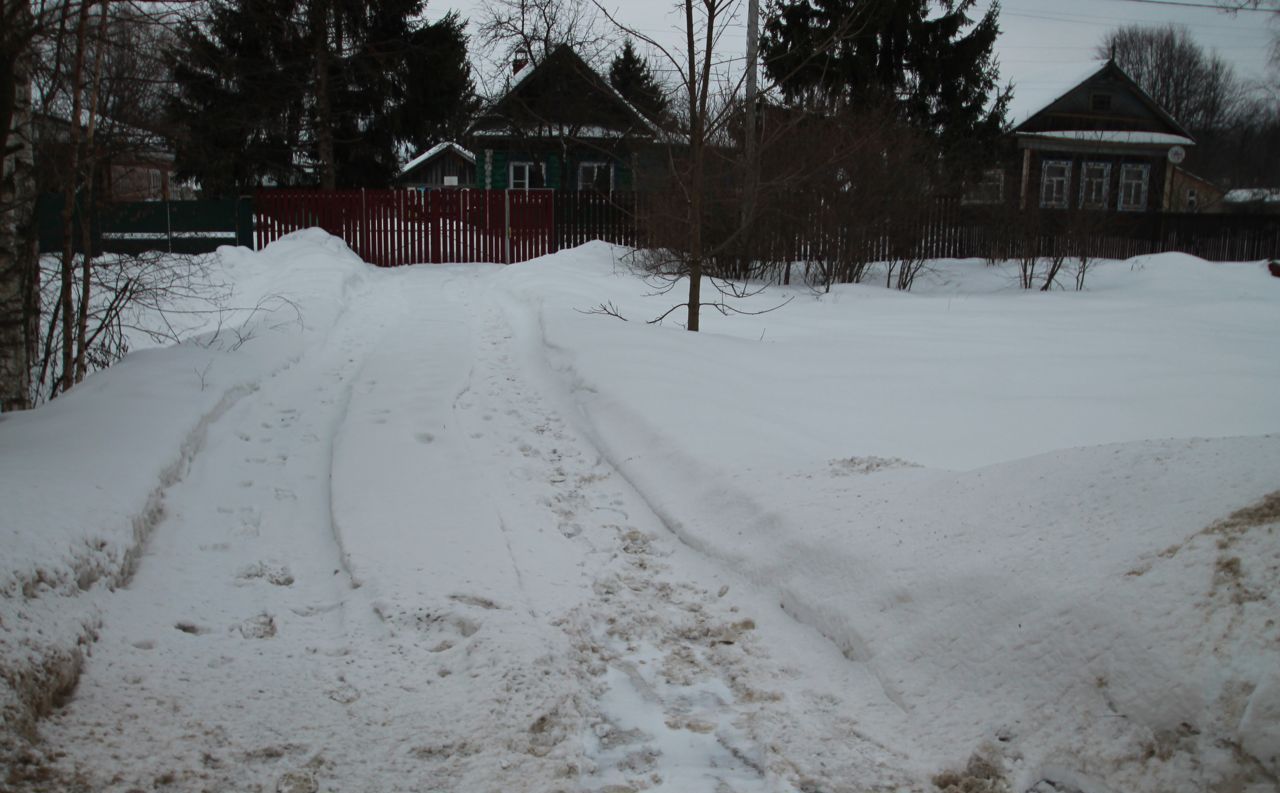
xmin=760 ymin=0 xmax=1008 ymax=159
xmin=609 ymin=39 xmax=667 ymax=123
xmin=168 ymin=0 xmax=476 ymax=192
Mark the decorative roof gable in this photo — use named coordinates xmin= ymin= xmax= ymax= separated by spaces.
xmin=467 ymin=45 xmax=659 ymax=140
xmin=1012 ymin=60 xmax=1194 ymax=143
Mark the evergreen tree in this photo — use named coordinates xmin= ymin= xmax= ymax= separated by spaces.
xmin=760 ymin=0 xmax=1008 ymax=160
xmin=168 ymin=0 xmax=476 ymax=192
xmin=609 ymin=39 xmax=667 ymax=123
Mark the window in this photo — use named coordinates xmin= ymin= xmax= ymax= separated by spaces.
xmin=962 ymin=169 xmax=1004 ymax=205
xmin=1090 ymin=92 xmax=1112 ymax=112
xmin=1118 ymin=164 xmax=1150 ymax=212
xmin=509 ymin=161 xmax=544 ymax=190
xmin=1078 ymin=162 xmax=1111 ymax=209
xmin=577 ymin=162 xmax=612 ymax=192
xmin=1040 ymin=160 xmax=1071 ymax=209
xmin=1186 ymin=188 xmax=1198 ymax=211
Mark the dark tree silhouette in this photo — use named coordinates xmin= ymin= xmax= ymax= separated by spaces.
xmin=608 ymin=39 xmax=667 ymax=123
xmin=760 ymin=0 xmax=1009 ymax=167
xmin=168 ymin=0 xmax=476 ymax=192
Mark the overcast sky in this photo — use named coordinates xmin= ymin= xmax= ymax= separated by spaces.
xmin=428 ymin=0 xmax=1278 ymax=98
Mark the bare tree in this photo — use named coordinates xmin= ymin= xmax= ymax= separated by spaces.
xmin=478 ymin=0 xmax=609 ymax=88
xmin=1097 ymin=25 xmax=1245 ymax=133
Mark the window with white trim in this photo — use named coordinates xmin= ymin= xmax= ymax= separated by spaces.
xmin=1078 ymin=161 xmax=1110 ymax=209
xmin=1118 ymin=164 xmax=1150 ymax=212
xmin=1040 ymin=160 xmax=1071 ymax=209
xmin=577 ymin=162 xmax=612 ymax=191
xmin=509 ymin=161 xmax=544 ymax=190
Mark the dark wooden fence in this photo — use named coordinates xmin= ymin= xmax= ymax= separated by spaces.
xmin=36 ymin=190 xmax=1280 ymax=265
xmin=748 ymin=197 xmax=1280 ymax=266
xmin=37 ymin=195 xmax=254 ymax=256
xmin=256 ymin=188 xmax=556 ymax=266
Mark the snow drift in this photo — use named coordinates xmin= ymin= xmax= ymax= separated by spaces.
xmin=495 ymin=243 xmax=1280 ymax=791
xmin=0 ymin=230 xmax=371 ymax=752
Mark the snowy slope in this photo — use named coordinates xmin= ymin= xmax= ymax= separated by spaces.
xmin=0 ymin=230 xmax=371 ymax=752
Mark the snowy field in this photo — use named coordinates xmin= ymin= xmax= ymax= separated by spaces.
xmin=1 ymin=231 xmax=1277 ymax=793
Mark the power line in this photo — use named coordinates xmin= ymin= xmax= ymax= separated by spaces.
xmin=1105 ymin=0 xmax=1276 ymax=10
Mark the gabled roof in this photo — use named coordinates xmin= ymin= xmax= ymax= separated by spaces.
xmin=399 ymin=141 xmax=475 ymax=177
xmin=1011 ymin=59 xmax=1194 ymax=142
xmin=467 ymin=45 xmax=660 ymax=140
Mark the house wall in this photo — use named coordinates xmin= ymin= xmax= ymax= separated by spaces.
xmin=1023 ymin=148 xmax=1169 ymax=213
xmin=481 ymin=146 xmax=633 ymax=191
xmin=106 ymin=161 xmax=171 ymax=202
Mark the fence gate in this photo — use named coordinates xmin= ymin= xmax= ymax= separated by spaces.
xmin=255 ymin=188 xmax=556 ymax=266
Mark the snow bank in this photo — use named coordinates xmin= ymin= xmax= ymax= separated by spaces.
xmin=495 ymin=244 xmax=1280 ymax=790
xmin=0 ymin=230 xmax=371 ymax=750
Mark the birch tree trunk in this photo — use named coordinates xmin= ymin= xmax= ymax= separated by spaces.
xmin=0 ymin=0 xmax=39 ymax=411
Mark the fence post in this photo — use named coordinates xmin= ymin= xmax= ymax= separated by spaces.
xmin=504 ymin=189 xmax=511 ymax=265
xmin=236 ymin=196 xmax=254 ymax=249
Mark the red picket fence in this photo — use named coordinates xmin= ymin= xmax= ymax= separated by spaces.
xmin=255 ymin=188 xmax=556 ymax=266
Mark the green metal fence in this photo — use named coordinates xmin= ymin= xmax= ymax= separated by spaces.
xmin=37 ymin=195 xmax=254 ymax=256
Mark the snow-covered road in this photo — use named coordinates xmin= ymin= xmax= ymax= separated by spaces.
xmin=32 ymin=265 xmax=921 ymax=792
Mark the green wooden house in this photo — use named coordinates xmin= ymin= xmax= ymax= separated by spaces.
xmin=466 ymin=45 xmax=662 ymax=192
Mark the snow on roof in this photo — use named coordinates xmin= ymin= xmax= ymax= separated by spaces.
xmin=471 ymin=124 xmax=635 ymax=139
xmin=399 ymin=142 xmax=475 ymax=176
xmin=1007 ymin=60 xmax=1109 ymax=127
xmin=1017 ymin=130 xmax=1194 ymax=147
xmin=1224 ymin=188 xmax=1280 ymax=204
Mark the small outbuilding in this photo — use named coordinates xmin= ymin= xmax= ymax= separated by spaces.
xmin=397 ymin=142 xmax=477 ymax=188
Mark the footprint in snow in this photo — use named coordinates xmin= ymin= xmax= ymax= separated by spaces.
xmin=237 ymin=562 xmax=294 ymax=587
xmin=238 ymin=613 xmax=277 ymax=639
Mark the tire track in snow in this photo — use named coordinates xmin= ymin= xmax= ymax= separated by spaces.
xmin=28 ymin=273 xmax=414 ymax=792
xmin=484 ymin=287 xmax=927 ymax=792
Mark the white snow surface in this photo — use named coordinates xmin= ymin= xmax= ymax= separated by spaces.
xmin=2 ymin=233 xmax=1278 ymax=793
xmin=1018 ymin=130 xmax=1194 ymax=147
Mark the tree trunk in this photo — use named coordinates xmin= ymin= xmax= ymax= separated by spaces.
xmin=58 ymin=0 xmax=93 ymax=395
xmin=0 ymin=0 xmax=39 ymax=411
xmin=74 ymin=1 xmax=110 ymax=383
xmin=311 ymin=1 xmax=336 ymax=190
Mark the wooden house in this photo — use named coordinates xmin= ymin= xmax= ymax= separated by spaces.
xmin=397 ymin=142 xmax=476 ymax=188
xmin=465 ymin=45 xmax=662 ymax=192
xmin=1004 ymin=60 xmax=1196 ymax=214
xmin=34 ymin=113 xmax=178 ymax=201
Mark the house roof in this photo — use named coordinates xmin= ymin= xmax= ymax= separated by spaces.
xmin=467 ymin=45 xmax=661 ymax=140
xmin=399 ymin=141 xmax=475 ymax=176
xmin=1009 ymin=59 xmax=1194 ymax=142
xmin=1007 ymin=61 xmax=1112 ymax=128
